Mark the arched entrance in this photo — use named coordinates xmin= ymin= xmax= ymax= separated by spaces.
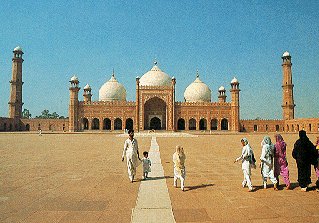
xmin=189 ymin=118 xmax=196 ymax=130
xmin=177 ymin=118 xmax=185 ymax=130
xmin=82 ymin=118 xmax=89 ymax=130
xmin=103 ymin=118 xmax=111 ymax=130
xmin=114 ymin=118 xmax=122 ymax=130
xmin=125 ymin=118 xmax=133 ymax=130
xmin=144 ymin=97 xmax=166 ymax=130
xmin=221 ymin=118 xmax=228 ymax=130
xmin=92 ymin=118 xmax=99 ymax=130
xmin=199 ymin=118 xmax=207 ymax=130
xmin=26 ymin=124 xmax=30 ymax=131
xmin=150 ymin=117 xmax=161 ymax=130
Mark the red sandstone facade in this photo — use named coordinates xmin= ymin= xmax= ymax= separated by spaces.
xmin=0 ymin=48 xmax=318 ymax=133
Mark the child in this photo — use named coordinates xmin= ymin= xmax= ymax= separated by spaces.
xmin=141 ymin=151 xmax=151 ymax=179
xmin=260 ymin=136 xmax=278 ymax=190
xmin=274 ymin=134 xmax=291 ymax=189
xmin=234 ymin=138 xmax=254 ymax=192
xmin=173 ymin=145 xmax=186 ymax=191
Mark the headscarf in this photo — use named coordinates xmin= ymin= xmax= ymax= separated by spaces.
xmin=261 ymin=136 xmax=272 ymax=146
xmin=299 ymin=130 xmax=308 ymax=140
xmin=241 ymin=138 xmax=249 ymax=146
xmin=275 ymin=134 xmax=286 ymax=150
xmin=173 ymin=145 xmax=186 ymax=170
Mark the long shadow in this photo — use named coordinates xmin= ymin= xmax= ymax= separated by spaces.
xmin=184 ymin=183 xmax=214 ymax=191
xmin=136 ymin=175 xmax=174 ymax=182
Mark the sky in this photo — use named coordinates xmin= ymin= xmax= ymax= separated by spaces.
xmin=0 ymin=0 xmax=318 ymax=119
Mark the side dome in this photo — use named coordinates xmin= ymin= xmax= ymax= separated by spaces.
xmin=139 ymin=63 xmax=171 ymax=86
xmin=99 ymin=73 xmax=126 ymax=101
xmin=184 ymin=72 xmax=211 ymax=102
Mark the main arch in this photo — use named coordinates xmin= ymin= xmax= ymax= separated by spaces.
xmin=143 ymin=97 xmax=167 ymax=130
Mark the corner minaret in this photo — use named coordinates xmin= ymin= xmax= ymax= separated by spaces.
xmin=83 ymin=84 xmax=92 ymax=102
xmin=230 ymin=77 xmax=240 ymax=131
xmin=281 ymin=51 xmax=295 ymax=120
xmin=69 ymin=75 xmax=80 ymax=132
xmin=9 ymin=46 xmax=24 ymax=119
xmin=218 ymin=86 xmax=227 ymax=103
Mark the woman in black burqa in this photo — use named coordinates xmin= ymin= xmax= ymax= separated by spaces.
xmin=292 ymin=130 xmax=318 ymax=191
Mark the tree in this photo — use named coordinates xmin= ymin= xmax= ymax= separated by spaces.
xmin=35 ymin=110 xmax=62 ymax=119
xmin=22 ymin=109 xmax=31 ymax=119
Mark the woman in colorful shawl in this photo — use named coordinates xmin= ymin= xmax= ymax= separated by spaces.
xmin=260 ymin=136 xmax=278 ymax=190
xmin=274 ymin=134 xmax=291 ymax=189
xmin=292 ymin=130 xmax=318 ymax=191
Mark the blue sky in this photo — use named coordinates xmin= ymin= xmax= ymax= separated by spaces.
xmin=0 ymin=0 xmax=318 ymax=119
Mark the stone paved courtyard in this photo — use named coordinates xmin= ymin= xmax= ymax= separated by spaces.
xmin=0 ymin=132 xmax=318 ymax=222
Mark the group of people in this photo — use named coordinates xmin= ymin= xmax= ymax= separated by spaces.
xmin=235 ymin=130 xmax=319 ymax=192
xmin=121 ymin=129 xmax=186 ymax=191
xmin=121 ymin=129 xmax=319 ymax=193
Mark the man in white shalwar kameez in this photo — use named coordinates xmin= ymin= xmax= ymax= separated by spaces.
xmin=235 ymin=138 xmax=254 ymax=192
xmin=122 ymin=129 xmax=140 ymax=182
xmin=260 ymin=136 xmax=278 ymax=190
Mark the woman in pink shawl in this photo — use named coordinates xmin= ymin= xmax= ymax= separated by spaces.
xmin=274 ymin=134 xmax=291 ymax=189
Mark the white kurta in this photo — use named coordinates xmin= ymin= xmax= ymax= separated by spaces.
xmin=122 ymin=138 xmax=139 ymax=180
xmin=260 ymin=144 xmax=277 ymax=184
xmin=236 ymin=145 xmax=253 ymax=190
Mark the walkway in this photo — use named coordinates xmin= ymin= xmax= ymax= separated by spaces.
xmin=131 ymin=137 xmax=175 ymax=223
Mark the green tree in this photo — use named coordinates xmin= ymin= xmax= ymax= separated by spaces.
xmin=22 ymin=108 xmax=31 ymax=119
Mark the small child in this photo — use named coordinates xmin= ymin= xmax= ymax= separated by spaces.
xmin=173 ymin=145 xmax=186 ymax=191
xmin=141 ymin=151 xmax=151 ymax=179
xmin=234 ymin=138 xmax=255 ymax=192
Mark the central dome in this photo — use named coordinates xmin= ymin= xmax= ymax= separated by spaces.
xmin=139 ymin=63 xmax=171 ymax=86
xmin=184 ymin=73 xmax=211 ymax=102
xmin=99 ymin=73 xmax=126 ymax=101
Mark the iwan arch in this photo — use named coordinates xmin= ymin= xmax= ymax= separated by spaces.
xmin=1 ymin=47 xmax=319 ymax=133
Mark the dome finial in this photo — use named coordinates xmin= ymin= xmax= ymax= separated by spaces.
xmin=154 ymin=59 xmax=158 ymax=66
xmin=112 ymin=68 xmax=115 ymax=77
xmin=196 ymin=69 xmax=199 ymax=78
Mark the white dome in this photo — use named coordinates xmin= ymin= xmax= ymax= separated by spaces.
xmin=84 ymin=84 xmax=91 ymax=90
xmin=219 ymin=86 xmax=225 ymax=91
xmin=70 ymin=75 xmax=78 ymax=82
xmin=139 ymin=64 xmax=171 ymax=86
xmin=282 ymin=51 xmax=290 ymax=57
xmin=231 ymin=77 xmax=238 ymax=84
xmin=14 ymin=46 xmax=23 ymax=52
xmin=99 ymin=74 xmax=126 ymax=101
xmin=184 ymin=75 xmax=211 ymax=102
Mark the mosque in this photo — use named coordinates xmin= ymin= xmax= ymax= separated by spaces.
xmin=0 ymin=47 xmax=318 ymax=133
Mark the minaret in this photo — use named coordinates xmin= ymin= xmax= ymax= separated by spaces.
xmin=69 ymin=75 xmax=80 ymax=132
xmin=218 ymin=86 xmax=227 ymax=103
xmin=171 ymin=76 xmax=176 ymax=131
xmin=83 ymin=84 xmax=92 ymax=102
xmin=281 ymin=51 xmax=295 ymax=120
xmin=230 ymin=77 xmax=240 ymax=131
xmin=8 ymin=46 xmax=24 ymax=119
xmin=135 ymin=76 xmax=140 ymax=132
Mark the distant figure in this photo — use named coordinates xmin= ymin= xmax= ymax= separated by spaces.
xmin=292 ymin=130 xmax=318 ymax=191
xmin=122 ymin=129 xmax=140 ymax=183
xmin=274 ymin=134 xmax=291 ymax=189
xmin=173 ymin=145 xmax=186 ymax=191
xmin=260 ymin=136 xmax=278 ymax=190
xmin=38 ymin=129 xmax=42 ymax=136
xmin=234 ymin=138 xmax=255 ymax=192
xmin=314 ymin=136 xmax=319 ymax=192
xmin=141 ymin=151 xmax=151 ymax=179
